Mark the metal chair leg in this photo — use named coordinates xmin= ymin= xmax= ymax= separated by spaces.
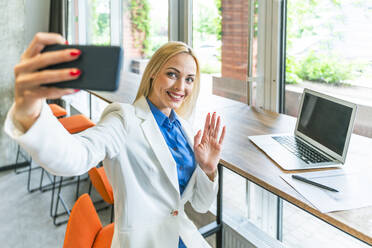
xmin=50 ymin=175 xmax=57 ymax=217
xmin=110 ymin=204 xmax=114 ymax=223
xmin=75 ymin=176 xmax=81 ymax=201
xmin=88 ymin=181 xmax=93 ymax=195
xmin=14 ymin=145 xmax=20 ymax=173
xmin=53 ymin=177 xmax=70 ymax=226
xmin=14 ymin=145 xmax=31 ymax=174
xmin=26 ymin=159 xmax=40 ymax=193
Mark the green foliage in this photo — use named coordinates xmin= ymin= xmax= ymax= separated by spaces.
xmin=200 ymin=62 xmax=221 ymax=74
xmin=196 ymin=5 xmax=219 ymax=39
xmin=130 ymin=0 xmax=151 ymax=57
xmin=285 ymin=0 xmax=365 ymax=85
xmin=214 ymin=0 xmax=222 ymax=41
xmin=286 ymin=0 xmax=343 ymax=50
xmin=285 ymin=56 xmax=301 ymax=84
xmin=90 ymin=0 xmax=110 ymax=45
xmin=297 ymin=52 xmax=354 ymax=85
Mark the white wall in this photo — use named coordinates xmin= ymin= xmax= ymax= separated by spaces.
xmin=0 ymin=0 xmax=50 ymax=168
xmin=25 ymin=0 xmax=51 ymax=45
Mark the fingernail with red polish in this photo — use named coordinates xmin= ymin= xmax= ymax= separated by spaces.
xmin=70 ymin=50 xmax=81 ymax=56
xmin=70 ymin=69 xmax=81 ymax=76
xmin=65 ymin=40 xmax=69 ymax=45
xmin=73 ymin=89 xmax=80 ymax=92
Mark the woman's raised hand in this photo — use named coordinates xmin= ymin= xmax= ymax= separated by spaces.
xmin=13 ymin=32 xmax=82 ymax=131
xmin=194 ymin=112 xmax=226 ymax=181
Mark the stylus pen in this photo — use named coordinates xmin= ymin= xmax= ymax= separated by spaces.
xmin=292 ymin=175 xmax=339 ymax=192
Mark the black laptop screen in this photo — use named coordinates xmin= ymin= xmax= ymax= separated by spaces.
xmin=297 ymin=92 xmax=353 ymax=156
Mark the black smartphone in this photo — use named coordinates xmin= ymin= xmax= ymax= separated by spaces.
xmin=41 ymin=44 xmax=122 ymax=91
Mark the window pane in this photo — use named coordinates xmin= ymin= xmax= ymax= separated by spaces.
xmin=120 ymin=0 xmax=168 ymax=102
xmin=285 ymin=0 xmax=372 ymax=138
xmin=193 ymin=0 xmax=255 ymax=104
xmin=88 ymin=0 xmax=110 ymax=45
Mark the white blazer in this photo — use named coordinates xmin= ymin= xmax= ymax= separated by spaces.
xmin=4 ymin=96 xmax=218 ymax=248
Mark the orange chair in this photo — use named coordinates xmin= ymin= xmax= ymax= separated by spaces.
xmin=48 ymin=103 xmax=67 ymax=118
xmin=63 ymin=194 xmax=114 ymax=248
xmin=59 ymin=114 xmax=95 ymax=134
xmin=52 ymin=114 xmax=95 ymax=225
xmin=88 ymin=167 xmax=114 ymax=222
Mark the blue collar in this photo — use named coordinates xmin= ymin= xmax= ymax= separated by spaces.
xmin=146 ymin=98 xmax=179 ymax=128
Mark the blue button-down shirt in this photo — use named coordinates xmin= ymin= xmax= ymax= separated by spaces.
xmin=147 ymin=99 xmax=195 ymax=248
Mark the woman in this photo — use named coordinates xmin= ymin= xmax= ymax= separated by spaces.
xmin=5 ymin=32 xmax=226 ymax=248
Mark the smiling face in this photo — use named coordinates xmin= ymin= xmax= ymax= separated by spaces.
xmin=147 ymin=52 xmax=197 ymax=117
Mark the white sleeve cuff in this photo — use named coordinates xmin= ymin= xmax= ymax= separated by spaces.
xmin=4 ymin=101 xmax=55 ymax=140
xmin=196 ymin=166 xmax=219 ymax=193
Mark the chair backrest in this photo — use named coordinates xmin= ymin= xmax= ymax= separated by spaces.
xmin=63 ymin=194 xmax=102 ymax=248
xmin=88 ymin=167 xmax=114 ymax=204
xmin=92 ymin=223 xmax=115 ymax=248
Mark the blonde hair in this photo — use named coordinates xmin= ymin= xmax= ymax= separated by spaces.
xmin=135 ymin=41 xmax=200 ymax=119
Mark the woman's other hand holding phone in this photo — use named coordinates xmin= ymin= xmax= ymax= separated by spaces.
xmin=13 ymin=32 xmax=81 ymax=131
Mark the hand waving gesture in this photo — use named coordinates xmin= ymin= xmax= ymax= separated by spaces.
xmin=194 ymin=112 xmax=226 ymax=181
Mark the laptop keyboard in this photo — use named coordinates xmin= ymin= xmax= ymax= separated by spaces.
xmin=272 ymin=136 xmax=332 ymax=164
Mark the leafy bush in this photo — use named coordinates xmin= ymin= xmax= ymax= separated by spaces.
xmin=200 ymin=62 xmax=220 ymax=74
xmin=297 ymin=51 xmax=353 ymax=85
xmin=285 ymin=55 xmax=302 ymax=84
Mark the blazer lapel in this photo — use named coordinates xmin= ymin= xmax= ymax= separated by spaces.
xmin=134 ymin=96 xmax=180 ymax=195
xmin=178 ymin=118 xmax=198 ymax=200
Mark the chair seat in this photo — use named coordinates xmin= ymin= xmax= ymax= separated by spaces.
xmin=59 ymin=114 xmax=95 ymax=134
xmin=48 ymin=104 xmax=67 ymax=118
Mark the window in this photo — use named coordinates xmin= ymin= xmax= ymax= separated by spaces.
xmin=284 ymin=0 xmax=372 ymax=138
xmin=64 ymin=0 xmax=169 ymax=120
xmin=193 ymin=0 xmax=256 ymax=104
xmin=120 ymin=0 xmax=169 ymax=103
xmin=87 ymin=0 xmax=110 ymax=45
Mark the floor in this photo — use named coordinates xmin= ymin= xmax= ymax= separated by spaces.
xmin=0 ymin=162 xmax=112 ymax=248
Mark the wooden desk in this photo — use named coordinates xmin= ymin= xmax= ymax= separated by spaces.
xmin=89 ymin=90 xmax=372 ymax=246
xmin=194 ymin=95 xmax=372 ymax=246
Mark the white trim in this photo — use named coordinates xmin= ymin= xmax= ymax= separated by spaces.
xmin=248 ymin=0 xmax=283 ymax=240
xmin=179 ymin=0 xmax=192 ymax=45
xmin=169 ymin=0 xmax=192 ymax=44
xmin=169 ymin=0 xmax=179 ymax=41
xmin=67 ymin=0 xmax=76 ymax=43
xmin=77 ymin=0 xmax=87 ymax=44
xmin=247 ymin=0 xmax=255 ymax=105
xmin=256 ymin=0 xmax=282 ymax=112
xmin=110 ymin=0 xmax=122 ymax=45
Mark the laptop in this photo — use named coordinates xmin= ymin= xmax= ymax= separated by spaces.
xmin=249 ymin=88 xmax=358 ymax=170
